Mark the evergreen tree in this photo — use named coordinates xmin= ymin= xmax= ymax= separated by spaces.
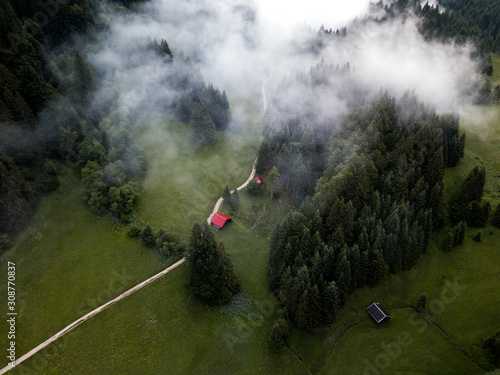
xmin=187 ymin=223 xmax=239 ymax=304
xmin=222 ymin=185 xmax=231 ymax=201
xmin=492 ymin=203 xmax=500 ymax=228
xmin=229 ymin=189 xmax=240 ymax=212
xmin=190 ymin=97 xmax=216 ymax=145
xmin=441 ymin=231 xmax=454 ymax=252
xmin=141 ymin=224 xmax=157 ymax=248
xmin=452 ymin=221 xmax=467 ymax=247
xmin=0 ymin=152 xmax=33 ymax=234
xmin=72 ymin=51 xmax=98 ymax=106
xmin=416 ymin=294 xmax=426 ymax=312
xmin=267 ymin=166 xmax=280 ymax=200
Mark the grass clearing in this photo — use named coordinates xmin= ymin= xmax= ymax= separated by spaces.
xmin=0 ymin=168 xmax=168 ymax=369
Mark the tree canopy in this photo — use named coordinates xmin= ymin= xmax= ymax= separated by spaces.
xmin=187 ymin=222 xmax=239 ymax=305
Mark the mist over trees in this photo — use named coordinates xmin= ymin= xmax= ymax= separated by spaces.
xmin=263 ymin=57 xmax=467 ymax=328
xmin=313 ymin=0 xmax=500 ymax=104
xmin=0 ymin=0 xmax=232 ymax=247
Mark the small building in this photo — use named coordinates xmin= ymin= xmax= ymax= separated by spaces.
xmin=254 ymin=176 xmax=265 ymax=184
xmin=210 ymin=213 xmax=232 ymax=231
xmin=367 ymin=302 xmax=391 ymax=324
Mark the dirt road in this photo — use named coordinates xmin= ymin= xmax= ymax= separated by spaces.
xmin=0 ymin=258 xmax=186 ymax=374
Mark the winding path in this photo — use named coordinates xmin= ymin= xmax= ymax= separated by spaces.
xmin=207 ymin=70 xmax=273 ymax=224
xmin=2 ymin=72 xmax=273 ymax=374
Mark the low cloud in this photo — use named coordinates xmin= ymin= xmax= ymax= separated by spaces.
xmin=89 ymin=0 xmax=480 ymax=127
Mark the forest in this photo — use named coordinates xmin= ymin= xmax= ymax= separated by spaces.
xmin=259 ymin=0 xmax=499 ymax=330
xmin=0 ymin=0 xmax=230 ymax=251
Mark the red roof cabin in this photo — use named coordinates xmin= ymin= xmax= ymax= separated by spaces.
xmin=210 ymin=213 xmax=232 ymax=231
xmin=254 ymin=177 xmax=265 ymax=184
xmin=367 ymin=303 xmax=391 ymax=324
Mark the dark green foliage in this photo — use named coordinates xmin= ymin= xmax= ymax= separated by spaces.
xmin=222 ymin=185 xmax=231 ymax=201
xmin=452 ymin=221 xmax=467 ymax=247
xmin=141 ymin=224 xmax=156 ymax=248
xmin=190 ymin=97 xmax=216 ymax=146
xmin=34 ymin=159 xmax=60 ymax=193
xmin=268 ymin=93 xmax=461 ymax=328
xmin=450 ymin=166 xmax=490 ymax=227
xmin=0 ymin=152 xmax=34 ymax=235
xmin=45 ymin=1 xmax=95 ymax=46
xmin=228 ymin=189 xmax=240 ymax=213
xmin=247 ymin=180 xmax=264 ymax=196
xmin=483 ymin=332 xmax=500 ymax=368
xmin=187 ymin=223 xmax=239 ymax=305
xmin=129 ymin=224 xmax=186 ymax=256
xmin=81 ymin=159 xmax=140 ymax=219
xmin=441 ymin=221 xmax=466 ymax=251
xmin=176 ymin=84 xmax=231 ymax=131
xmin=456 ymin=166 xmax=486 ymax=204
xmin=267 ymin=166 xmax=280 ymax=201
xmin=492 ymin=204 xmax=500 ymax=228
xmin=72 ymin=51 xmax=99 ymax=106
xmin=127 ymin=225 xmax=141 ymax=238
xmin=473 ymin=231 xmax=482 ymax=242
xmin=417 ymin=294 xmax=426 ymax=312
xmin=268 ymin=318 xmax=290 ymax=351
xmin=441 ymin=231 xmax=454 ymax=252
xmin=441 ymin=220 xmax=467 ymax=251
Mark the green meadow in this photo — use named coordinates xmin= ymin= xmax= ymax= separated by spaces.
xmin=2 ymin=58 xmax=500 ymax=374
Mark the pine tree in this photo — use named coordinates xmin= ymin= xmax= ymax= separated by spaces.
xmin=441 ymin=231 xmax=454 ymax=252
xmin=190 ymin=97 xmax=216 ymax=145
xmin=72 ymin=51 xmax=98 ymax=106
xmin=228 ymin=189 xmax=240 ymax=213
xmin=141 ymin=224 xmax=157 ymax=248
xmin=452 ymin=221 xmax=467 ymax=247
xmin=267 ymin=166 xmax=280 ymax=200
xmin=322 ymin=281 xmax=340 ymax=325
xmin=187 ymin=223 xmax=239 ymax=304
xmin=492 ymin=203 xmax=500 ymax=228
xmin=222 ymin=185 xmax=231 ymax=201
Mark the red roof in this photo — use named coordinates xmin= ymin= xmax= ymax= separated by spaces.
xmin=210 ymin=213 xmax=232 ymax=228
xmin=254 ymin=177 xmax=265 ymax=184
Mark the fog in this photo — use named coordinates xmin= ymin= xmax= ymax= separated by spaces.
xmin=90 ymin=0 xmax=480 ymax=126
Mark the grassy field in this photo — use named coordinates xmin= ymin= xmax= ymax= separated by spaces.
xmin=1 ymin=105 xmax=308 ymax=374
xmin=1 ymin=60 xmax=500 ymax=374
xmin=0 ymin=168 xmax=169 ymax=372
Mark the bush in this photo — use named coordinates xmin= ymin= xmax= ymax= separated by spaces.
xmin=492 ymin=203 xmax=500 ymax=228
xmin=141 ymin=224 xmax=157 ymax=248
xmin=416 ymin=294 xmax=427 ymax=312
xmin=127 ymin=226 xmax=141 ymax=238
xmin=441 ymin=231 xmax=454 ymax=251
xmin=473 ymin=231 xmax=482 ymax=242
xmin=247 ymin=180 xmax=264 ymax=196
xmin=268 ymin=318 xmax=290 ymax=351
